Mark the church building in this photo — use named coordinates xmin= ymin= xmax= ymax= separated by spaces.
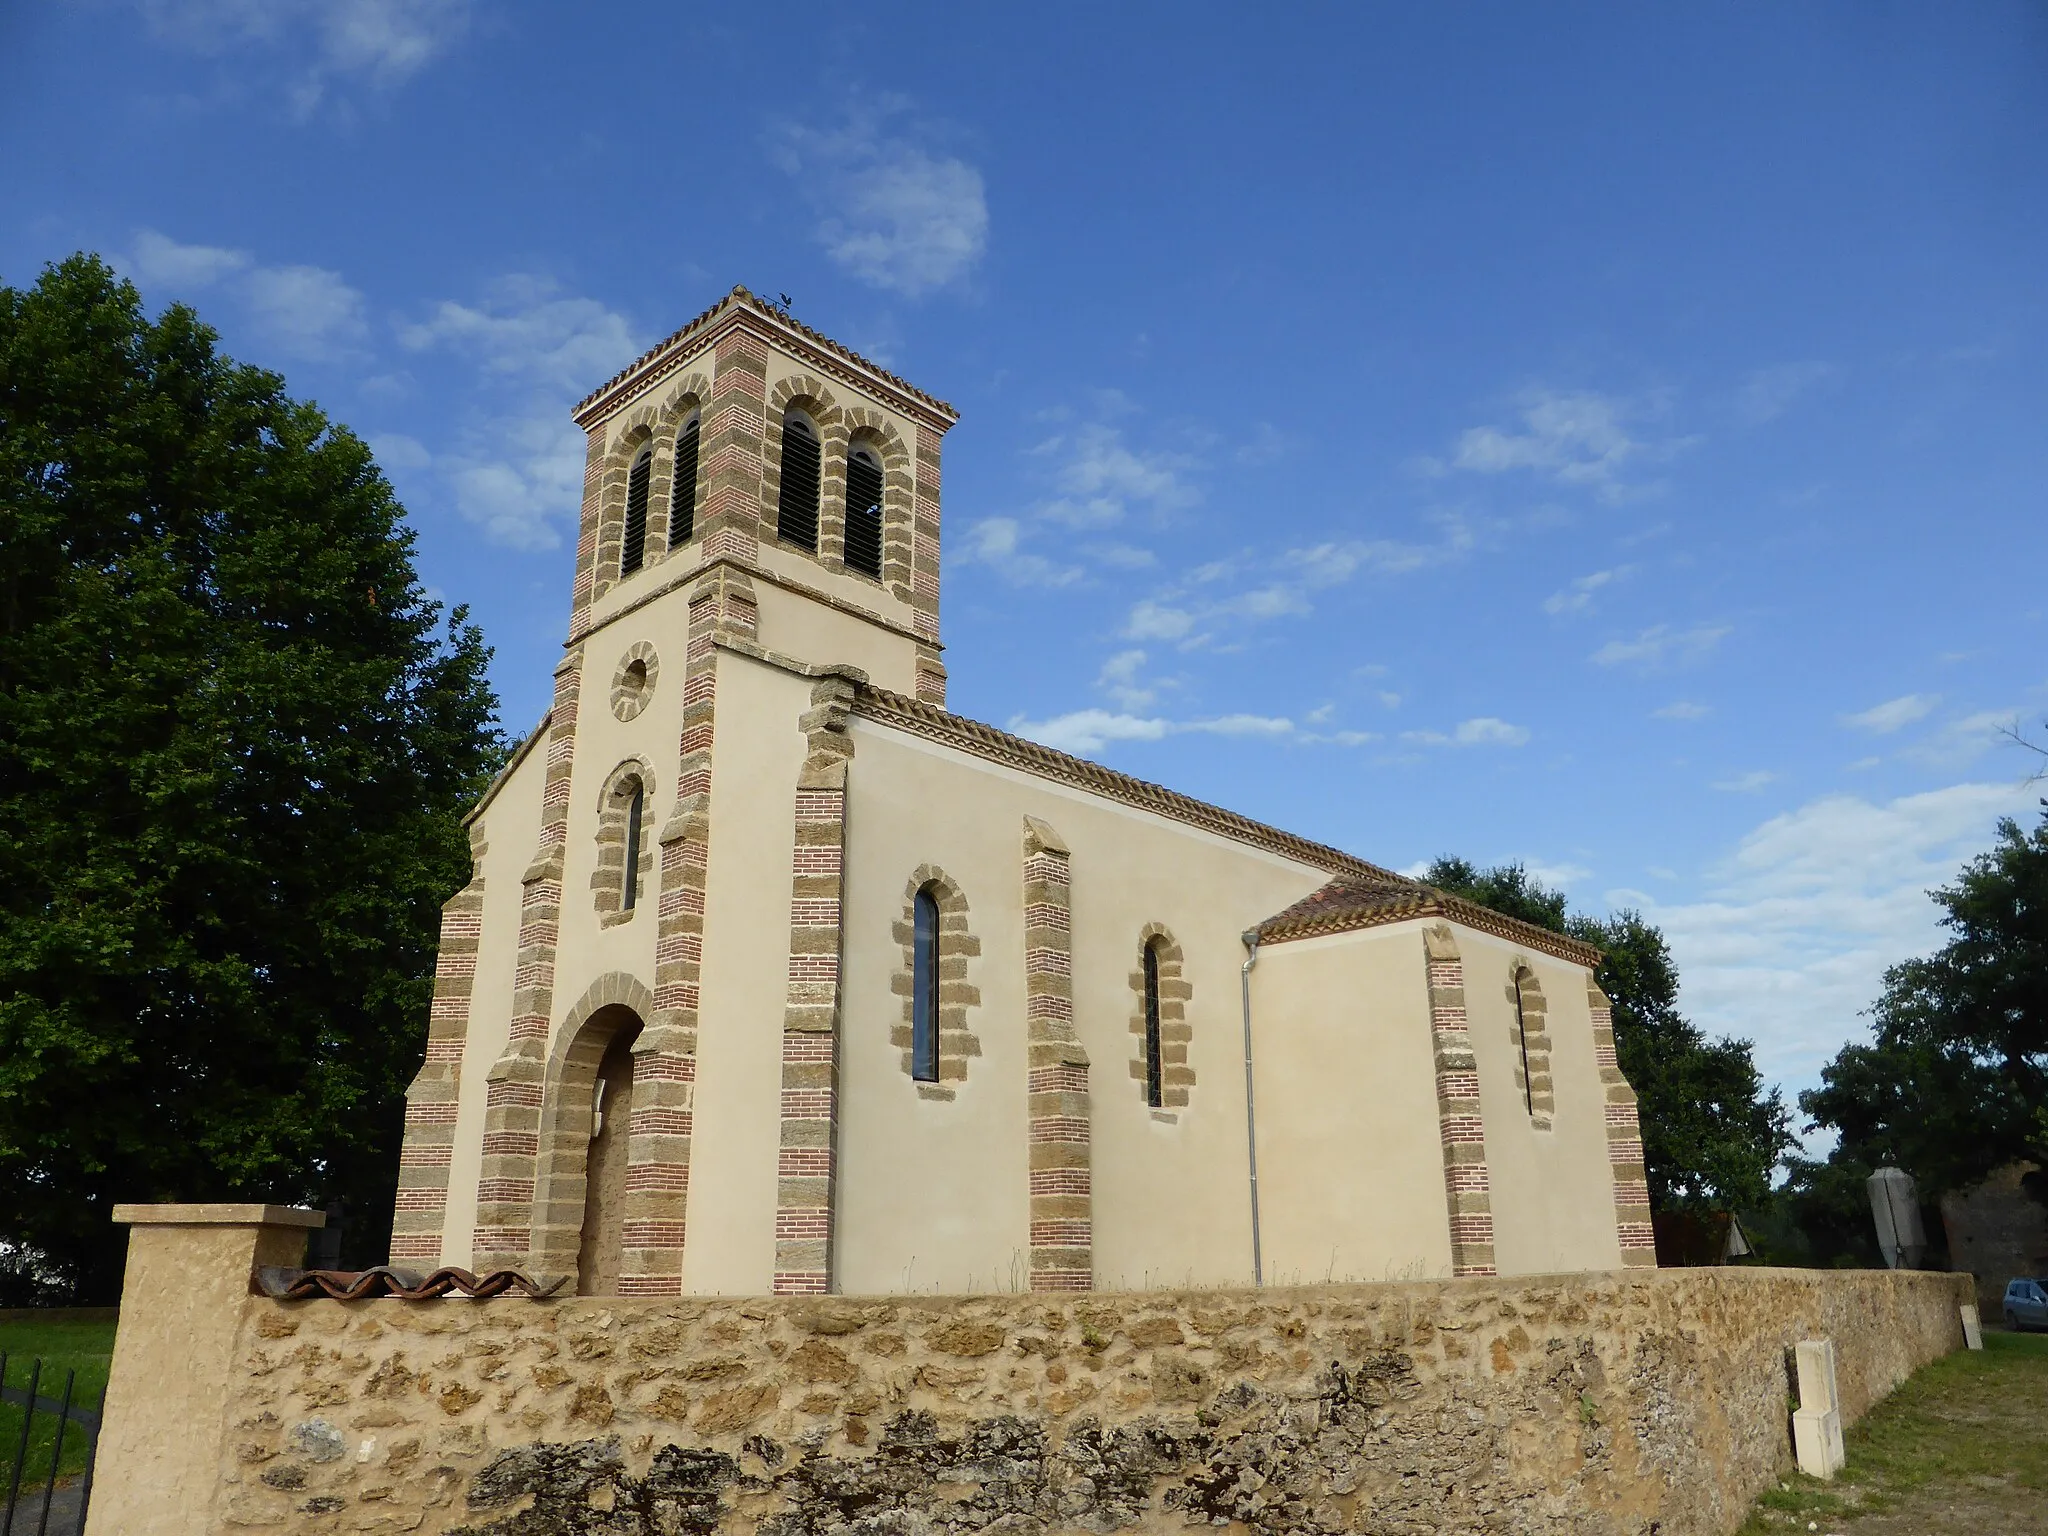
xmin=391 ymin=288 xmax=1655 ymax=1296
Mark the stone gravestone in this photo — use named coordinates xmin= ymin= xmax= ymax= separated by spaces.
xmin=1792 ymin=1338 xmax=1846 ymax=1479
xmin=1961 ymin=1304 xmax=1984 ymax=1350
xmin=1867 ymin=1165 xmax=1926 ymax=1269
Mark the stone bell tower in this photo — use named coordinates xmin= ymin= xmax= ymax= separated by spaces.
xmin=565 ymin=285 xmax=956 ymax=705
xmin=392 ymin=289 xmax=959 ymax=1291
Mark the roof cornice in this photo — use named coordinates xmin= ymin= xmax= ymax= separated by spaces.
xmin=572 ymin=287 xmax=960 ymax=432
xmin=1256 ymin=886 xmax=1604 ymax=969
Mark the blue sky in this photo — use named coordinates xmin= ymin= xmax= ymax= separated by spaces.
xmin=5 ymin=2 xmax=2045 ymax=1116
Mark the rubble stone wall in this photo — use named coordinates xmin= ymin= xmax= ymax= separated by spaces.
xmin=208 ymin=1267 xmax=1968 ymax=1536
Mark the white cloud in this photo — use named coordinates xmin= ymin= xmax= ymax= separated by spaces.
xmin=1711 ymin=770 xmax=1778 ymax=793
xmin=1007 ymin=708 xmax=1293 ymax=757
xmin=1011 ymin=421 xmax=1197 ymax=534
xmin=1400 ymin=717 xmax=1532 ymax=748
xmin=1644 ymin=781 xmax=2042 ymax=1092
xmin=1841 ymin=693 xmax=1939 ymax=734
xmin=399 ymin=276 xmax=638 ymax=391
xmin=947 ymin=517 xmax=1084 ymax=587
xmin=128 ymin=228 xmax=249 ymax=287
xmin=1590 ymin=623 xmax=1731 ymax=670
xmin=1525 ymin=860 xmax=1593 ymax=890
xmin=242 ymin=263 xmax=366 ymax=356
xmin=1653 ymin=701 xmax=1711 ymax=721
xmin=1087 ymin=543 xmax=1156 ymax=569
xmin=1543 ymin=566 xmax=1630 ymax=616
xmin=366 ymin=432 xmax=430 ymax=471
xmin=1036 ymin=423 xmax=1195 ymax=527
xmin=120 ymin=229 xmax=366 ymax=358
xmin=1124 ymin=600 xmax=1196 ymax=642
xmin=140 ymin=0 xmax=472 ymax=109
xmin=958 ymin=414 xmax=1191 ymax=586
xmin=1433 ymin=388 xmax=1665 ymax=503
xmin=1903 ymin=708 xmax=2032 ymax=771
xmin=1735 ymin=361 xmax=1834 ymax=426
xmin=397 ymin=276 xmax=643 ymax=549
xmin=1122 ymin=515 xmax=1476 ymax=651
xmin=773 ymin=104 xmax=987 ymax=296
xmin=1096 ymin=650 xmax=1155 ymax=711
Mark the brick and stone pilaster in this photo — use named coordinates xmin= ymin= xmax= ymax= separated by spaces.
xmin=472 ymin=649 xmax=583 ymax=1270
xmin=1023 ymin=816 xmax=1091 ymax=1291
xmin=773 ymin=673 xmax=858 ymax=1295
xmin=568 ymin=426 xmax=605 ymax=630
xmin=1591 ymin=979 xmax=1657 ymax=1267
xmin=700 ymin=327 xmax=769 ymax=565
xmin=1424 ymin=923 xmax=1495 ymax=1277
xmin=390 ymin=821 xmax=486 ymax=1265
xmin=908 ymin=425 xmax=943 ymax=646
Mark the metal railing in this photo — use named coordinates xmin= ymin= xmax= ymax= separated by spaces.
xmin=0 ymin=1354 xmax=97 ymax=1536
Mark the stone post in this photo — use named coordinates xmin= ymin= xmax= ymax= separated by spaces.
xmin=87 ymin=1204 xmax=324 ymax=1536
xmin=1791 ymin=1337 xmax=1846 ymax=1479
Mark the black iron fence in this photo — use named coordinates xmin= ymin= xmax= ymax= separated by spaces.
xmin=0 ymin=1354 xmax=96 ymax=1536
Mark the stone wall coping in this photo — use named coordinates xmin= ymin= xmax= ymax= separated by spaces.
xmin=111 ymin=1203 xmax=326 ymax=1229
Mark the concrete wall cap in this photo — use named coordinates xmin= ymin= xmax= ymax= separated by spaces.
xmin=111 ymin=1203 xmax=327 ymax=1229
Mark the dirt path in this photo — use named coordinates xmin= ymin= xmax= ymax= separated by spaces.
xmin=1740 ymin=1329 xmax=2048 ymax=1535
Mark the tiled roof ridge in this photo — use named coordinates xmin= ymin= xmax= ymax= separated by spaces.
xmin=572 ymin=286 xmax=959 ymax=424
xmin=1255 ymin=876 xmax=1604 ymax=968
xmin=850 ymin=684 xmax=1411 ymax=887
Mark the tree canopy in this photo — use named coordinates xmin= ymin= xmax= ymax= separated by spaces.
xmin=1425 ymin=857 xmax=1793 ymax=1213
xmin=0 ymin=255 xmax=503 ymax=1301
xmin=1798 ymin=803 xmax=2048 ymax=1198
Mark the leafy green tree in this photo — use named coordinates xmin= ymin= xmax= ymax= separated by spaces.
xmin=1425 ymin=858 xmax=1793 ymax=1213
xmin=0 ymin=256 xmax=503 ymax=1301
xmin=1800 ymin=804 xmax=2048 ymax=1196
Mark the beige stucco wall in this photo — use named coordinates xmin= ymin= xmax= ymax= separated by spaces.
xmin=1248 ymin=921 xmax=1456 ymax=1284
xmin=747 ymin=574 xmax=920 ymax=695
xmin=443 ymin=732 xmax=549 ymax=1266
xmin=440 ymin=645 xmax=1633 ymax=1296
xmin=837 ymin=718 xmax=1337 ymax=1294
xmin=681 ymin=650 xmax=815 ymax=1293
xmin=548 ymin=617 xmax=680 ymax=1019
xmin=98 ymin=1258 xmax=1971 ymax=1536
xmin=1458 ymin=927 xmax=1625 ymax=1276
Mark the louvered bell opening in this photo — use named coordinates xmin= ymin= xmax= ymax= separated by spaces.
xmin=669 ymin=419 xmax=699 ymax=548
xmin=777 ymin=419 xmax=820 ymax=551
xmin=621 ymin=451 xmax=651 ymax=576
xmin=843 ymin=451 xmax=884 ymax=577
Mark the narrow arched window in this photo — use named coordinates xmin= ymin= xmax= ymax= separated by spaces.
xmin=911 ymin=883 xmax=940 ymax=1082
xmin=777 ymin=411 xmax=820 ymax=551
xmin=621 ymin=778 xmax=644 ymax=911
xmin=843 ymin=445 xmax=884 ymax=577
xmin=670 ymin=415 xmax=700 ymax=548
xmin=1512 ymin=967 xmax=1534 ymax=1116
xmin=1142 ymin=938 xmax=1164 ymax=1108
xmin=621 ymin=447 xmax=651 ymax=576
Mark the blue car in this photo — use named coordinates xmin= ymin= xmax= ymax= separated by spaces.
xmin=2005 ymin=1277 xmax=2048 ymax=1331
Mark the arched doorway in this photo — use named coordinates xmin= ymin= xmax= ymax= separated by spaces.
xmin=576 ymin=1013 xmax=642 ymax=1295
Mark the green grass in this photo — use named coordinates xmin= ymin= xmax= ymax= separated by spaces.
xmin=0 ymin=1314 xmax=118 ymax=1486
xmin=1739 ymin=1329 xmax=2048 ymax=1534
